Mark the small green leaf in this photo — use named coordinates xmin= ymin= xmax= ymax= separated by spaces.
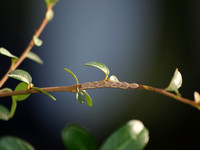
xmin=8 ymin=69 xmax=32 ymax=84
xmin=9 ymin=99 xmax=17 ymax=118
xmin=0 ymin=47 xmax=18 ymax=60
xmin=45 ymin=0 xmax=58 ymax=7
xmin=12 ymin=82 xmax=31 ymax=101
xmin=85 ymin=61 xmax=110 ymax=79
xmin=100 ymin=120 xmax=149 ymax=150
xmin=194 ymin=91 xmax=200 ymax=103
xmin=26 ymin=51 xmax=43 ymax=64
xmin=46 ymin=9 xmax=54 ymax=21
xmin=82 ymin=90 xmax=93 ymax=107
xmin=64 ymin=68 xmax=79 ymax=85
xmin=33 ymin=36 xmax=43 ymax=47
xmin=11 ymin=58 xmax=18 ymax=67
xmin=76 ymin=90 xmax=85 ymax=104
xmin=61 ymin=124 xmax=97 ymax=150
xmin=0 ymin=88 xmax=12 ymax=93
xmin=0 ymin=105 xmax=10 ymax=121
xmin=0 ymin=136 xmax=35 ymax=150
xmin=33 ymin=87 xmax=56 ymax=101
xmin=166 ymin=68 xmax=182 ymax=95
xmin=109 ymin=75 xmax=119 ymax=82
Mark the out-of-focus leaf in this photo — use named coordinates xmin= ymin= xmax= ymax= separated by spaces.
xmin=45 ymin=0 xmax=58 ymax=7
xmin=0 ymin=88 xmax=12 ymax=93
xmin=82 ymin=90 xmax=92 ymax=107
xmin=100 ymin=120 xmax=149 ymax=150
xmin=33 ymin=87 xmax=56 ymax=101
xmin=0 ymin=105 xmax=10 ymax=121
xmin=64 ymin=68 xmax=79 ymax=85
xmin=0 ymin=136 xmax=35 ymax=150
xmin=26 ymin=51 xmax=43 ymax=64
xmin=8 ymin=69 xmax=32 ymax=84
xmin=85 ymin=61 xmax=110 ymax=79
xmin=166 ymin=68 xmax=182 ymax=95
xmin=61 ymin=124 xmax=97 ymax=150
xmin=194 ymin=91 xmax=200 ymax=103
xmin=33 ymin=36 xmax=43 ymax=47
xmin=109 ymin=75 xmax=119 ymax=82
xmin=12 ymin=82 xmax=30 ymax=101
xmin=0 ymin=47 xmax=18 ymax=61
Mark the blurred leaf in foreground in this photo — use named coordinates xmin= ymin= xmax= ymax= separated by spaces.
xmin=100 ymin=120 xmax=149 ymax=150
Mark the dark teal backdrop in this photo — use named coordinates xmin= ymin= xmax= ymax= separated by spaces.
xmin=0 ymin=0 xmax=200 ymax=149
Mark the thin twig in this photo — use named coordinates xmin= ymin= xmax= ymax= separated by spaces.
xmin=0 ymin=80 xmax=138 ymax=97
xmin=138 ymin=84 xmax=199 ymax=109
xmin=0 ymin=4 xmax=54 ymax=88
xmin=0 ymin=85 xmax=79 ymax=98
xmin=0 ymin=80 xmax=198 ymax=110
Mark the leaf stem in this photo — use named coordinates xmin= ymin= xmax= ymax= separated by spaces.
xmin=0 ymin=4 xmax=54 ymax=88
xmin=33 ymin=87 xmax=56 ymax=101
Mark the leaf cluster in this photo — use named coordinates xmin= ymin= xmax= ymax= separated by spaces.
xmin=0 ymin=48 xmax=54 ymax=120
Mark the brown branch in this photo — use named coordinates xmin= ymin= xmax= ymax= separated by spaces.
xmin=138 ymin=84 xmax=199 ymax=109
xmin=0 ymin=4 xmax=54 ymax=88
xmin=0 ymin=84 xmax=80 ymax=98
xmin=0 ymin=80 xmax=138 ymax=97
xmin=0 ymin=80 xmax=199 ymax=110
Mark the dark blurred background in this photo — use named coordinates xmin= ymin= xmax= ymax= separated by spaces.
xmin=1 ymin=0 xmax=200 ymax=149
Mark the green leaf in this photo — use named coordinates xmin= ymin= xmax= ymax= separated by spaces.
xmin=45 ymin=0 xmax=58 ymax=7
xmin=33 ymin=87 xmax=56 ymax=101
xmin=12 ymin=82 xmax=31 ymax=101
xmin=109 ymin=75 xmax=119 ymax=82
xmin=11 ymin=58 xmax=18 ymax=66
xmin=100 ymin=120 xmax=149 ymax=150
xmin=9 ymin=99 xmax=17 ymax=118
xmin=0 ymin=136 xmax=35 ymax=150
xmin=0 ymin=88 xmax=12 ymax=93
xmin=166 ymin=68 xmax=182 ymax=95
xmin=76 ymin=90 xmax=85 ymax=104
xmin=0 ymin=47 xmax=18 ymax=60
xmin=82 ymin=90 xmax=93 ymax=107
xmin=64 ymin=68 xmax=79 ymax=85
xmin=46 ymin=9 xmax=54 ymax=21
xmin=85 ymin=61 xmax=110 ymax=79
xmin=26 ymin=51 xmax=43 ymax=64
xmin=0 ymin=105 xmax=10 ymax=121
xmin=8 ymin=69 xmax=32 ymax=84
xmin=61 ymin=124 xmax=97 ymax=150
xmin=33 ymin=36 xmax=43 ymax=47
